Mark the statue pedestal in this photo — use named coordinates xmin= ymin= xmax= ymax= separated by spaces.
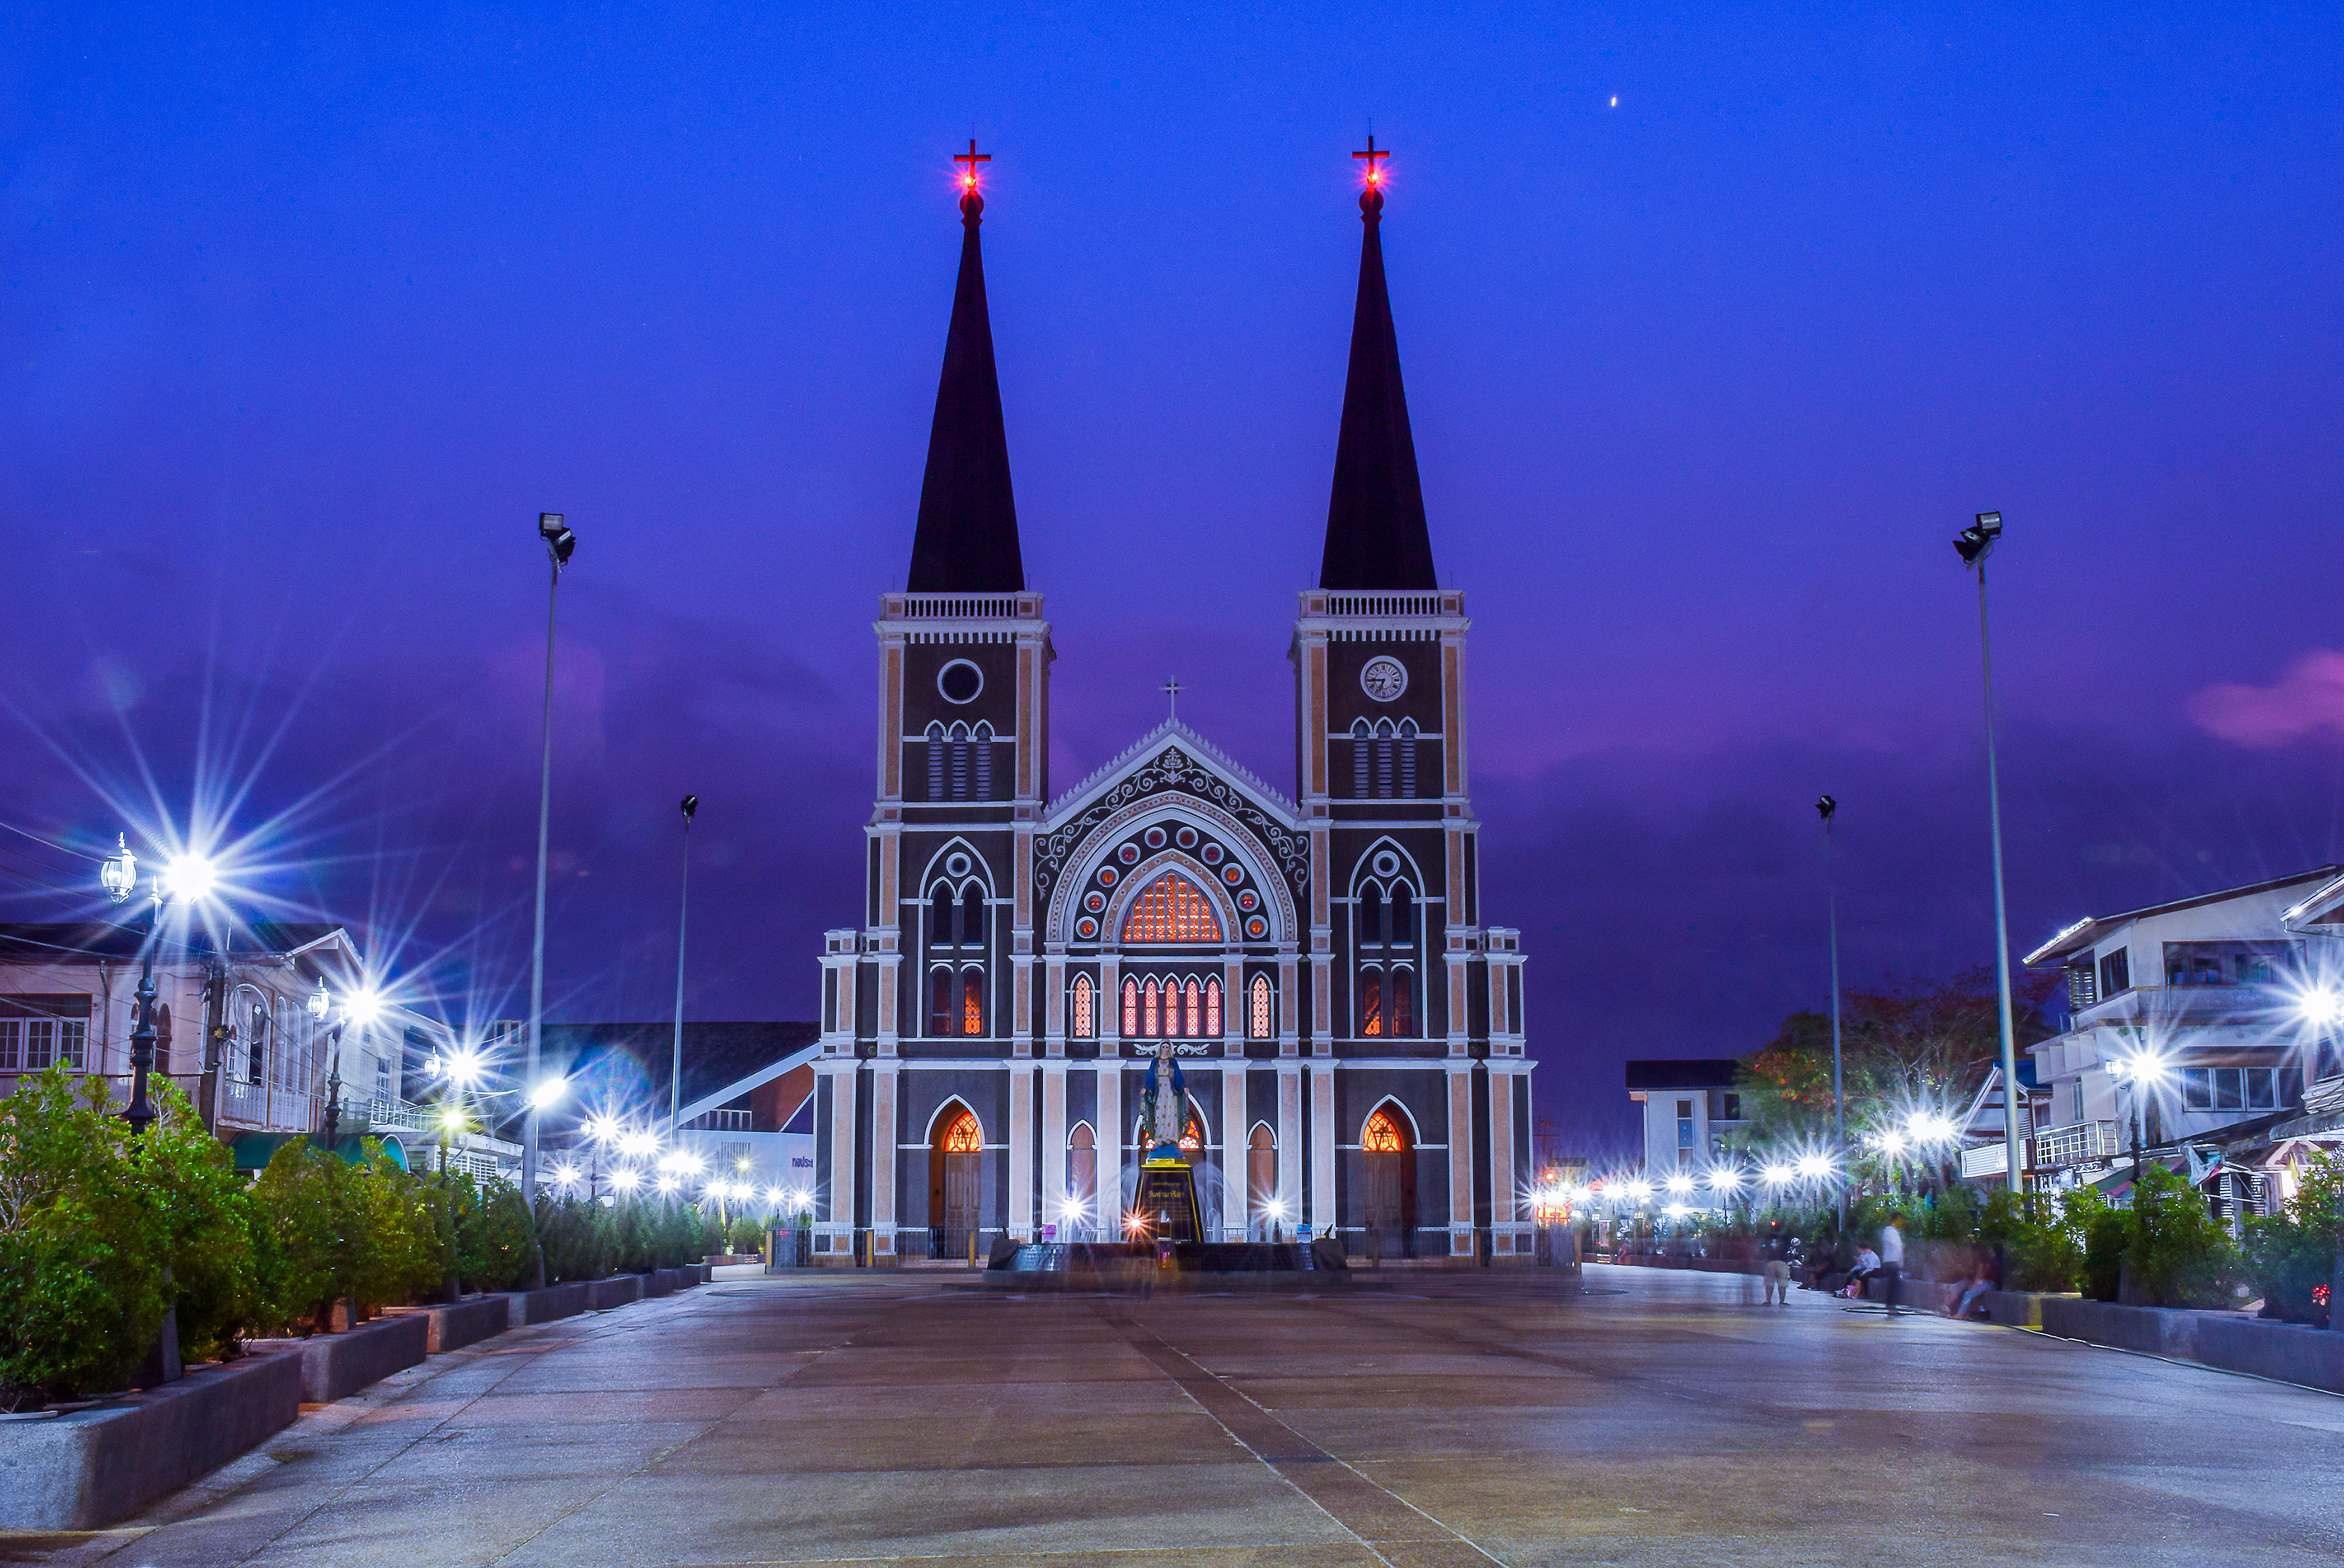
xmin=1133 ymin=1153 xmax=1201 ymax=1243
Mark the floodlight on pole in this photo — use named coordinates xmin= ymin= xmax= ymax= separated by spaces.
xmin=523 ymin=510 xmax=573 ymax=1287
xmin=1955 ymin=509 xmax=2025 ymax=1194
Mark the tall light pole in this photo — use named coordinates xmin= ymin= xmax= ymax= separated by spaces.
xmin=524 ymin=512 xmax=577 ymax=1275
xmin=1956 ymin=511 xmax=2025 ymax=1194
xmin=1816 ymin=796 xmax=1848 ymax=1228
xmin=670 ymin=794 xmax=698 ymax=1136
xmin=99 ymin=836 xmax=160 ymax=1136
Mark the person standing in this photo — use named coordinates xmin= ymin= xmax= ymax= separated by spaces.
xmin=1879 ymin=1211 xmax=1907 ymax=1317
xmin=1759 ymin=1219 xmax=1793 ymax=1305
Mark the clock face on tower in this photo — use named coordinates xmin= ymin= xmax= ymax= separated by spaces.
xmin=1360 ymin=656 xmax=1408 ymax=701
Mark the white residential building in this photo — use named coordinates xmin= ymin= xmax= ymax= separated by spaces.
xmin=1624 ymin=1059 xmax=1746 ymax=1175
xmin=2021 ymin=866 xmax=2339 ymax=1192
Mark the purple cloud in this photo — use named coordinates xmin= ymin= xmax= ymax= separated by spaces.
xmin=2190 ymin=652 xmax=2344 ymax=748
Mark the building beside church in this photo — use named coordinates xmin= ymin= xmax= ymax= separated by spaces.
xmin=810 ymin=154 xmax=1533 ymax=1264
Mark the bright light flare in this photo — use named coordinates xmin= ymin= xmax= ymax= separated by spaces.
xmin=1794 ymin=1154 xmax=1832 ymax=1180
xmin=550 ymin=1164 xmax=581 ymax=1188
xmin=1762 ymin=1163 xmax=1792 ymax=1185
xmin=1664 ymin=1172 xmax=1695 ymax=1196
xmin=1707 ymin=1167 xmax=1743 ymax=1192
xmin=438 ymin=1048 xmax=486 ymax=1089
xmin=527 ymin=1078 xmax=567 ymax=1110
xmin=611 ymin=1169 xmax=641 ymax=1194
xmin=619 ymin=1129 xmax=657 ymax=1158
xmin=1663 ymin=1202 xmax=1690 ymax=1219
xmin=656 ymin=1174 xmax=679 ymax=1194
xmin=159 ymin=853 xmax=219 ymax=903
xmin=2112 ymin=1049 xmax=2172 ymax=1085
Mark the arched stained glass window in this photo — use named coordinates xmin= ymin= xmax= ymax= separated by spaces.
xmin=1071 ymin=974 xmax=1095 ymax=1038
xmin=1391 ymin=969 xmax=1413 ymax=1037
xmin=961 ymin=970 xmax=983 ymax=1036
xmin=1181 ymin=1111 xmax=1204 ymax=1152
xmin=1249 ymin=974 xmax=1273 ymax=1039
xmin=1362 ymin=1110 xmax=1404 ymax=1153
xmin=1143 ymin=978 xmax=1160 ymax=1038
xmin=1205 ymin=977 xmax=1222 ymax=1038
xmin=943 ymin=1110 xmax=982 ymax=1153
xmin=1183 ymin=979 xmax=1200 ymax=1038
xmin=1120 ymin=872 xmax=1223 ymax=943
xmin=1123 ymin=978 xmax=1139 ymax=1037
xmin=1360 ymin=972 xmax=1383 ymax=1037
xmin=930 ymin=969 xmax=954 ymax=1037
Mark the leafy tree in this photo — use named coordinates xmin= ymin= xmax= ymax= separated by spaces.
xmin=1978 ymin=1189 xmax=2087 ymax=1292
xmin=1734 ymin=966 xmax=2061 ymax=1172
xmin=2124 ymin=1164 xmax=2239 ymax=1308
xmin=2242 ymin=1153 xmax=2341 ymax=1324
xmin=138 ymin=1083 xmax=257 ymax=1361
xmin=251 ymin=1140 xmax=375 ymax=1333
xmin=456 ymin=1177 xmax=536 ymax=1291
xmin=0 ymin=1069 xmax=171 ymax=1406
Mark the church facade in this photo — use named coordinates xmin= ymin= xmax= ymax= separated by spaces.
xmin=809 ymin=154 xmax=1534 ymax=1264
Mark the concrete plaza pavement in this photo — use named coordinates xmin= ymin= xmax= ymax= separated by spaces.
xmin=18 ymin=1262 xmax=2344 ymax=1567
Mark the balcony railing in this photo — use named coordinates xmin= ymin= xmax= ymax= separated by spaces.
xmin=881 ymin=592 xmax=1041 ymax=621
xmin=2034 ymin=1120 xmax=2122 ymax=1168
xmin=1309 ymin=590 xmax=1463 ymax=619
xmin=217 ymin=1078 xmax=318 ymax=1135
xmin=684 ymin=1107 xmax=752 ymax=1133
xmin=2082 ymin=984 xmax=2285 ymax=1021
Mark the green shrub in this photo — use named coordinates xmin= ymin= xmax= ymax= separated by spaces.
xmin=0 ymin=1069 xmax=172 ymax=1407
xmin=251 ymin=1140 xmax=374 ymax=1334
xmin=726 ymin=1215 xmax=764 ymax=1255
xmin=2124 ymin=1165 xmax=2239 ymax=1308
xmin=455 ymin=1177 xmax=536 ymax=1291
xmin=1978 ymin=1189 xmax=2087 ymax=1293
xmin=138 ymin=1084 xmax=257 ymax=1361
xmin=2242 ymin=1153 xmax=2340 ymax=1325
xmin=2082 ymin=1200 xmax=2131 ymax=1302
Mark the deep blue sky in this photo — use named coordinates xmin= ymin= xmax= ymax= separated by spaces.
xmin=5 ymin=4 xmax=2342 ymax=1151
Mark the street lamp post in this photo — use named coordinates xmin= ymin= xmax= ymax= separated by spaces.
xmin=1817 ymin=795 xmax=1846 ymax=1229
xmin=669 ymin=795 xmax=697 ymax=1137
xmin=308 ymin=981 xmax=344 ymax=1154
xmin=1955 ymin=511 xmax=2025 ymax=1194
xmin=99 ymin=836 xmax=162 ymax=1136
xmin=524 ymin=512 xmax=577 ymax=1287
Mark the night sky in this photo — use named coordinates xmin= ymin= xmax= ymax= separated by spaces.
xmin=5 ymin=5 xmax=2341 ymax=1151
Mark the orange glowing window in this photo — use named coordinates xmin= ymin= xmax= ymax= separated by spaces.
xmin=943 ymin=1112 xmax=982 ymax=1153
xmin=961 ymin=972 xmax=983 ymax=1035
xmin=1181 ymin=1113 xmax=1204 ymax=1153
xmin=1144 ymin=979 xmax=1160 ymax=1037
xmin=1249 ymin=974 xmax=1273 ymax=1039
xmin=1360 ymin=973 xmax=1384 ymax=1037
xmin=1362 ymin=1111 xmax=1403 ymax=1153
xmin=1183 ymin=979 xmax=1201 ymax=1037
xmin=1205 ymin=977 xmax=1222 ymax=1038
xmin=1123 ymin=978 xmax=1139 ymax=1036
xmin=1071 ymin=974 xmax=1095 ymax=1038
xmin=1120 ymin=873 xmax=1223 ymax=944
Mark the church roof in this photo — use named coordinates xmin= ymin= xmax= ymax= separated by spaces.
xmin=1319 ymin=180 xmax=1438 ymax=592
xmin=1047 ymin=718 xmax=1300 ymax=823
xmin=906 ymin=178 xmax=1026 ymax=593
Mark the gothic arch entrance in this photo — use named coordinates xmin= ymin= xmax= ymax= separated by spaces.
xmin=929 ymin=1105 xmax=983 ymax=1262
xmin=1361 ymin=1105 xmax=1416 ymax=1259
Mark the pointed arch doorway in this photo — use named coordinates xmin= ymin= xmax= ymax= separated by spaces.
xmin=929 ymin=1106 xmax=983 ymax=1263
xmin=1361 ymin=1106 xmax=1416 ymax=1259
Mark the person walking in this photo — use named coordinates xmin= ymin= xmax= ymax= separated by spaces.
xmin=1879 ymin=1210 xmax=1907 ymax=1317
xmin=1759 ymin=1219 xmax=1793 ymax=1305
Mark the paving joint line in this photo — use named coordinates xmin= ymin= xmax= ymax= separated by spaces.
xmin=1093 ymin=1301 xmax=1505 ymax=1568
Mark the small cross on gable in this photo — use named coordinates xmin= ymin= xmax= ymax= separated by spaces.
xmin=1161 ymin=677 xmax=1183 ymax=721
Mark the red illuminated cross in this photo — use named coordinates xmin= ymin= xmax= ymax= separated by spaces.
xmin=1352 ymin=135 xmax=1389 ymax=187
xmin=954 ymin=138 xmax=990 ymax=192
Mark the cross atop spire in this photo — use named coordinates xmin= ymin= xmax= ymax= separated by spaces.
xmin=1161 ymin=677 xmax=1183 ymax=721
xmin=1318 ymin=139 xmax=1437 ymax=591
xmin=953 ymin=138 xmax=990 ymax=214
xmin=906 ymin=142 xmax=1025 ymax=594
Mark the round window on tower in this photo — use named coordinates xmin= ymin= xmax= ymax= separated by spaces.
xmin=947 ymin=853 xmax=973 ymax=878
xmin=1373 ymin=851 xmax=1400 ymax=877
xmin=938 ymin=659 xmax=984 ymax=704
xmin=1174 ymin=826 xmax=1198 ymax=849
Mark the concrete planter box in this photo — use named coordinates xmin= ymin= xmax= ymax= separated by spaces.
xmin=586 ymin=1274 xmax=643 ymax=1310
xmin=1978 ymin=1291 xmax=2344 ymax=1395
xmin=505 ymin=1281 xmax=590 ymax=1327
xmin=0 ymin=1350 xmax=302 ymax=1530
xmin=384 ymin=1296 xmax=509 ymax=1354
xmin=247 ymin=1313 xmax=428 ymax=1405
xmin=1862 ymin=1276 xmax=1961 ymax=1314
xmin=642 ymin=1269 xmax=674 ymax=1298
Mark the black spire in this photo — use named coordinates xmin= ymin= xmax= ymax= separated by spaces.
xmin=1318 ymin=143 xmax=1437 ymax=591
xmin=907 ymin=145 xmax=1025 ymax=593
